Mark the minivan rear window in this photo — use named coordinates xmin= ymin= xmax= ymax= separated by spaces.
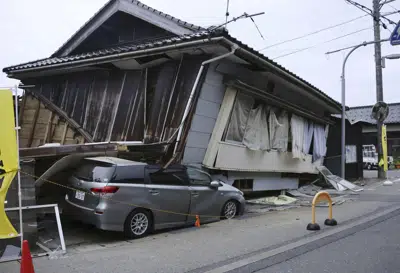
xmin=73 ymin=160 xmax=116 ymax=182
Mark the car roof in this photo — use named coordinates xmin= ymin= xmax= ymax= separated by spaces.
xmin=85 ymin=156 xmax=147 ymax=167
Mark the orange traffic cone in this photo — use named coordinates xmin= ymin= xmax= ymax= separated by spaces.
xmin=20 ymin=240 xmax=35 ymax=273
xmin=195 ymin=215 xmax=200 ymax=227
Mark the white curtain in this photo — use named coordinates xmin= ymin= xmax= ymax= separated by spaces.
xmin=269 ymin=109 xmax=281 ymax=149
xmin=226 ymin=93 xmax=254 ymax=142
xmin=291 ymin=114 xmax=306 ymax=159
xmin=303 ymin=120 xmax=314 ymax=155
xmin=271 ymin=110 xmax=289 ymax=152
xmin=313 ymin=124 xmax=328 ymax=162
xmin=243 ymin=104 xmax=270 ymax=151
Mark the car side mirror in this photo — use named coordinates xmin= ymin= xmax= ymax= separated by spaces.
xmin=210 ymin=181 xmax=221 ymax=188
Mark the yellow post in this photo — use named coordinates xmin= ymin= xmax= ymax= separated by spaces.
xmin=307 ymin=191 xmax=337 ymax=231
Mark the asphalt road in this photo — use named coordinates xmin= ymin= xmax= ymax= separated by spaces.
xmin=2 ymin=178 xmax=400 ymax=273
xmin=256 ymin=213 xmax=400 ymax=273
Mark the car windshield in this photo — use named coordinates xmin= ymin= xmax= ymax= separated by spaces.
xmin=73 ymin=160 xmax=116 ymax=182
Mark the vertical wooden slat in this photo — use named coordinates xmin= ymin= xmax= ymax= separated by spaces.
xmin=27 ymin=100 xmax=41 ymax=147
xmin=61 ymin=123 xmax=68 ymax=145
xmin=18 ymin=92 xmax=27 ymax=125
xmin=43 ymin=111 xmax=54 ymax=144
xmin=143 ymin=68 xmax=148 ymax=140
xmin=93 ymin=79 xmax=109 ymax=141
xmin=107 ymin=72 xmax=127 ymax=142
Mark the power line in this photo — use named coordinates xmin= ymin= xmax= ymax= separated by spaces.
xmin=258 ymin=14 xmax=368 ymax=52
xmin=272 ymin=27 xmax=370 ymax=60
xmin=345 ymin=0 xmax=396 ymax=27
xmin=325 ymin=38 xmax=389 ymax=55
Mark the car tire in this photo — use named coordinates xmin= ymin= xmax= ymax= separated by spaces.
xmin=221 ymin=200 xmax=239 ymax=220
xmin=124 ymin=209 xmax=152 ymax=239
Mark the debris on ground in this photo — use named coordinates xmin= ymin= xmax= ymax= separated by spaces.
xmin=316 ymin=166 xmax=364 ymax=192
xmin=246 ymin=195 xmax=297 ymax=206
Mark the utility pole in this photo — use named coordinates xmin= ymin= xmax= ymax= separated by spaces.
xmin=372 ymin=0 xmax=386 ymax=179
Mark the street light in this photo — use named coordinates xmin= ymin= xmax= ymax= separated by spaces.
xmin=381 ymin=54 xmax=400 ymax=68
xmin=326 ymin=39 xmax=389 ymax=179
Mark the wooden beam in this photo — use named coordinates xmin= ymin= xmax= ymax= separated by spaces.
xmin=25 ymin=89 xmax=94 ymax=142
xmin=27 ymin=100 xmax=41 ymax=147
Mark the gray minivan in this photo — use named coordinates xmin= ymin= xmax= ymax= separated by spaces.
xmin=64 ymin=157 xmax=245 ymax=238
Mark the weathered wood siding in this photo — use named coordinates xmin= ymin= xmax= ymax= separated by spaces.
xmin=20 ymin=55 xmax=206 ymax=149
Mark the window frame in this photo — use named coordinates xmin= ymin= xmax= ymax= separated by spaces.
xmin=145 ymin=166 xmax=189 ymax=186
xmin=186 ymin=167 xmax=212 ymax=187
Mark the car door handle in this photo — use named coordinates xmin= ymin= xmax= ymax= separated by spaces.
xmin=149 ymin=189 xmax=160 ymax=195
xmin=191 ymin=191 xmax=199 ymax=197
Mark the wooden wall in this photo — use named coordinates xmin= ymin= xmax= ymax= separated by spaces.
xmin=19 ymin=55 xmax=206 ymax=150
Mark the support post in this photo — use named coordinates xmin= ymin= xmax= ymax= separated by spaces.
xmin=373 ymin=0 xmax=386 ymax=179
xmin=13 ymin=86 xmax=23 ymax=248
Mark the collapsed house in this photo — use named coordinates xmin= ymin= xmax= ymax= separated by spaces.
xmin=2 ymin=0 xmax=343 ymax=194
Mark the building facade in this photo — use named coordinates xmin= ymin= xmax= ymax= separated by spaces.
xmin=3 ymin=0 xmax=343 ymax=192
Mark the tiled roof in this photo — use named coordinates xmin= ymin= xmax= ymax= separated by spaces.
xmin=346 ymin=103 xmax=400 ymax=124
xmin=2 ymin=29 xmax=341 ymax=109
xmin=3 ymin=31 xmax=213 ymax=72
xmin=51 ymin=0 xmax=203 ymax=57
xmin=131 ymin=0 xmax=203 ymax=31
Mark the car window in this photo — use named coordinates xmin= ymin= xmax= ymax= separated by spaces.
xmin=112 ymin=165 xmax=144 ymax=184
xmin=113 ymin=178 xmax=144 ymax=184
xmin=149 ymin=170 xmax=188 ymax=186
xmin=187 ymin=168 xmax=211 ymax=186
xmin=73 ymin=160 xmax=116 ymax=182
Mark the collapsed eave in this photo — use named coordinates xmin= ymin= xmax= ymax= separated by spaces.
xmin=3 ymin=31 xmax=342 ymax=114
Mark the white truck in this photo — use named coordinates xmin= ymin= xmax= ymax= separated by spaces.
xmin=362 ymin=144 xmax=393 ymax=170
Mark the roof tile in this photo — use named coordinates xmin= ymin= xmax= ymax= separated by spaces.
xmin=346 ymin=103 xmax=400 ymax=124
xmin=2 ymin=30 xmax=340 ymax=109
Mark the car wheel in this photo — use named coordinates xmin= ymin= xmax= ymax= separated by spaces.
xmin=124 ymin=209 xmax=152 ymax=239
xmin=221 ymin=200 xmax=238 ymax=220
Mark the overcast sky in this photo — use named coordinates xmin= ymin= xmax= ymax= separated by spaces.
xmin=1 ymin=0 xmax=400 ymax=107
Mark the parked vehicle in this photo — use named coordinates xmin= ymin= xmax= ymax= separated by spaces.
xmin=64 ymin=157 xmax=245 ymax=238
xmin=363 ymin=155 xmax=378 ymax=170
xmin=363 ymin=155 xmax=394 ymax=170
